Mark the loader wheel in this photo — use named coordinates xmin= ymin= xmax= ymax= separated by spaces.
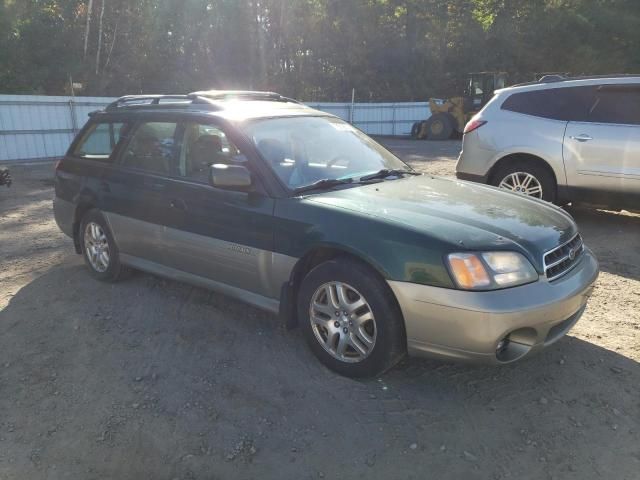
xmin=425 ymin=113 xmax=454 ymax=140
xmin=410 ymin=122 xmax=421 ymax=139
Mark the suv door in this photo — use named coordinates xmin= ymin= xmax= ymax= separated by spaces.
xmin=563 ymin=84 xmax=640 ymax=206
xmin=101 ymin=119 xmax=180 ymax=262
xmin=157 ymin=119 xmax=279 ymax=299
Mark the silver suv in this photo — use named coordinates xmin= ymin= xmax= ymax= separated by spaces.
xmin=456 ymin=76 xmax=640 ymax=210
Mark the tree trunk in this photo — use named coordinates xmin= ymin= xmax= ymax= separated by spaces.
xmin=95 ymin=0 xmax=106 ymax=75
xmin=83 ymin=0 xmax=94 ymax=58
xmin=104 ymin=20 xmax=118 ymax=70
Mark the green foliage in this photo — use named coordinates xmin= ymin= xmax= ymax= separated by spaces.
xmin=0 ymin=0 xmax=639 ymax=99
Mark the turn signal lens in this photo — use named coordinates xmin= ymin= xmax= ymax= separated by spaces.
xmin=447 ymin=253 xmax=491 ymax=289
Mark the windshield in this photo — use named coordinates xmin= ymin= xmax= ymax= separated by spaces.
xmin=241 ymin=116 xmax=409 ymax=190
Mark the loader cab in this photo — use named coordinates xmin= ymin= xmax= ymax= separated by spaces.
xmin=466 ymin=72 xmax=508 ymax=110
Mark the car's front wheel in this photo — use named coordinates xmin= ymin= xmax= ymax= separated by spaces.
xmin=297 ymin=257 xmax=406 ymax=377
xmin=80 ymin=209 xmax=126 ymax=282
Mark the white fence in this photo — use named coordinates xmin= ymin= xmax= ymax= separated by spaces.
xmin=0 ymin=95 xmax=430 ymax=163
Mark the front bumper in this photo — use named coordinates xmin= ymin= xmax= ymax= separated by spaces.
xmin=388 ymin=248 xmax=599 ymax=364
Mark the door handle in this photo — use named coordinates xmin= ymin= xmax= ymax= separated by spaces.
xmin=570 ymin=134 xmax=593 ymax=142
xmin=169 ymin=198 xmax=187 ymax=211
xmin=149 ymin=181 xmax=166 ymax=191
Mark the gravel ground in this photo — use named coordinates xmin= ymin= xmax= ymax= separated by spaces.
xmin=0 ymin=139 xmax=639 ymax=480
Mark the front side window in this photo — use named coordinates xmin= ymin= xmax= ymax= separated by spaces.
xmin=588 ymin=85 xmax=640 ymax=125
xmin=73 ymin=121 xmax=127 ymax=160
xmin=177 ymin=122 xmax=244 ymax=183
xmin=241 ymin=116 xmax=407 ymax=189
xmin=120 ymin=122 xmax=178 ymax=175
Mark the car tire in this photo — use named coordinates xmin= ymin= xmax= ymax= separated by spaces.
xmin=297 ymin=257 xmax=406 ymax=377
xmin=425 ymin=113 xmax=454 ymax=140
xmin=491 ymin=160 xmax=557 ymax=203
xmin=80 ymin=209 xmax=126 ymax=282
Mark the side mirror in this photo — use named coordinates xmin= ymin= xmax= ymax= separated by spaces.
xmin=209 ymin=163 xmax=252 ymax=189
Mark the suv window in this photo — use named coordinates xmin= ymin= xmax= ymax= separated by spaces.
xmin=178 ymin=122 xmax=245 ymax=184
xmin=73 ymin=121 xmax=127 ymax=160
xmin=588 ymin=85 xmax=640 ymax=125
xmin=501 ymin=86 xmax=595 ymax=122
xmin=120 ymin=122 xmax=178 ymax=175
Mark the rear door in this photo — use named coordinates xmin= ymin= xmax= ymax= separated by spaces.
xmin=101 ymin=118 xmax=180 ymax=262
xmin=563 ymin=84 xmax=640 ymax=205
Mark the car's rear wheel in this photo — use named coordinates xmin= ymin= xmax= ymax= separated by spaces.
xmin=80 ymin=210 xmax=126 ymax=282
xmin=297 ymin=257 xmax=406 ymax=377
xmin=492 ymin=161 xmax=557 ymax=203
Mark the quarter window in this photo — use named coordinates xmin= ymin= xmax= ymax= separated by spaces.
xmin=73 ymin=121 xmax=127 ymax=160
xmin=120 ymin=122 xmax=178 ymax=175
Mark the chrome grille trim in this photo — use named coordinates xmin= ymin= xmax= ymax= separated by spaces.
xmin=543 ymin=233 xmax=584 ymax=281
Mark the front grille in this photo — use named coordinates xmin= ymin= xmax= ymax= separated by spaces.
xmin=544 ymin=233 xmax=584 ymax=281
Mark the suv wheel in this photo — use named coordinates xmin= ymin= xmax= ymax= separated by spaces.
xmin=492 ymin=161 xmax=557 ymax=203
xmin=80 ymin=210 xmax=126 ymax=282
xmin=297 ymin=258 xmax=406 ymax=377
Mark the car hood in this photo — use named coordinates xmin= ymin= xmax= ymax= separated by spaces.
xmin=303 ymin=175 xmax=577 ymax=270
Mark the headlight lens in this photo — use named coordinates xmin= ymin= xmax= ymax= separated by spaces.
xmin=447 ymin=251 xmax=538 ymax=290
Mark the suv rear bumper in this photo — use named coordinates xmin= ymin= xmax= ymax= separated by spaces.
xmin=387 ymin=248 xmax=599 ymax=364
xmin=455 ymin=171 xmax=488 ymax=183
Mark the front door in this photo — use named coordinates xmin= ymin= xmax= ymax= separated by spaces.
xmin=158 ymin=120 xmax=279 ymax=298
xmin=563 ymin=84 xmax=640 ymax=205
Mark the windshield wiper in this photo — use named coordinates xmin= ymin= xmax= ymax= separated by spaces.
xmin=359 ymin=168 xmax=421 ymax=182
xmin=293 ymin=177 xmax=354 ymax=194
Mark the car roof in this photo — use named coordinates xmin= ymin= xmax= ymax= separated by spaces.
xmin=92 ymin=90 xmax=332 ymax=122
xmin=496 ymin=75 xmax=640 ymax=95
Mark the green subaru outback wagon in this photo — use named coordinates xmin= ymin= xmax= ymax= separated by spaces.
xmin=54 ymin=91 xmax=599 ymax=377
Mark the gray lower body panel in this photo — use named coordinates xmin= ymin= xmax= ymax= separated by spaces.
xmin=104 ymin=212 xmax=297 ymax=304
xmin=120 ymin=254 xmax=280 ymax=313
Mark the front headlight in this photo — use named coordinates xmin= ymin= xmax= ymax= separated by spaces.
xmin=447 ymin=251 xmax=538 ymax=290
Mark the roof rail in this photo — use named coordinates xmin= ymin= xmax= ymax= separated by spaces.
xmin=190 ymin=90 xmax=303 ymax=104
xmin=104 ymin=94 xmax=217 ymax=112
xmin=103 ymin=91 xmax=303 ymax=112
xmin=538 ymin=74 xmax=566 ymax=83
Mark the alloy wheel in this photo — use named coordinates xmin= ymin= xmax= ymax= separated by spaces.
xmin=309 ymin=281 xmax=377 ymax=363
xmin=498 ymin=171 xmax=543 ymax=198
xmin=84 ymin=222 xmax=110 ymax=273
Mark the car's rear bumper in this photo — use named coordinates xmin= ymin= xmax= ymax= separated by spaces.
xmin=53 ymin=197 xmax=75 ymax=238
xmin=388 ymin=248 xmax=599 ymax=364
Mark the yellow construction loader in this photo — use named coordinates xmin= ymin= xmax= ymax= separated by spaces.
xmin=411 ymin=72 xmax=508 ymax=140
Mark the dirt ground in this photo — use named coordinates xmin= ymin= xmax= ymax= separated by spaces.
xmin=1 ymin=139 xmax=638 ymax=480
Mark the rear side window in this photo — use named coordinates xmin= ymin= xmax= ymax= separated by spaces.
xmin=588 ymin=85 xmax=640 ymax=125
xmin=73 ymin=121 xmax=127 ymax=160
xmin=501 ymin=86 xmax=595 ymax=121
